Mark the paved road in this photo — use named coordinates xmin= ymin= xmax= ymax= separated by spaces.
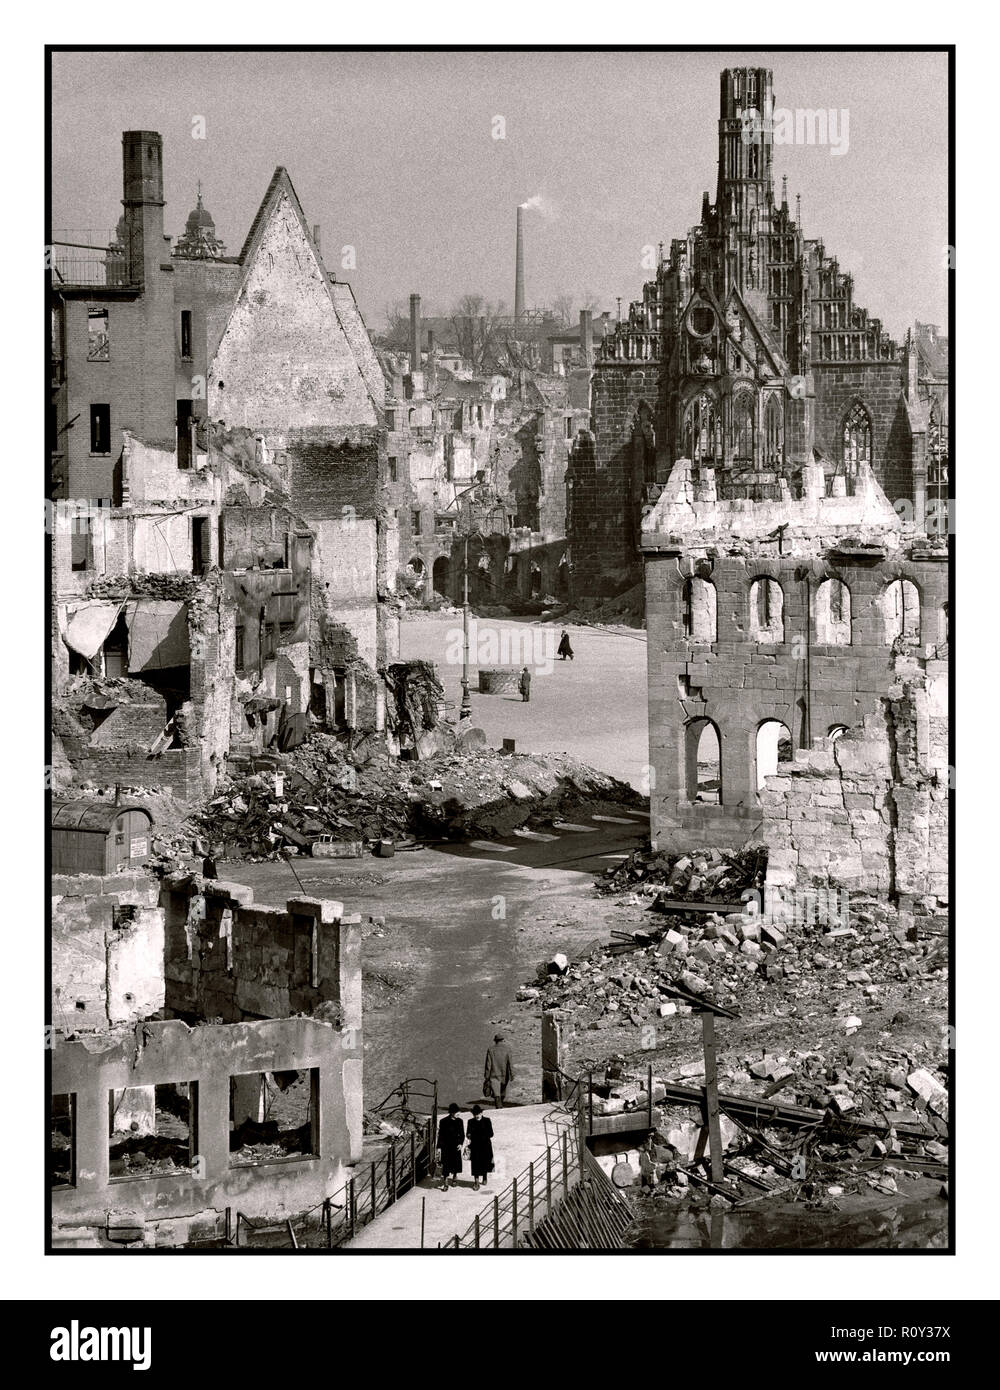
xmin=225 ymin=810 xmax=649 ymax=1102
xmin=400 ymin=612 xmax=650 ymax=791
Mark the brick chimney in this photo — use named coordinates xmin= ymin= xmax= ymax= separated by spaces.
xmin=121 ymin=131 xmax=164 ymax=289
xmin=579 ymin=309 xmax=593 ymax=367
xmin=409 ymin=293 xmax=421 ymax=373
xmin=515 ymin=205 xmax=526 ymax=324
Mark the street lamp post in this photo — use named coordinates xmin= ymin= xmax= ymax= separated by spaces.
xmin=460 ymin=533 xmax=472 ymax=721
xmin=441 ymin=471 xmax=488 ymax=725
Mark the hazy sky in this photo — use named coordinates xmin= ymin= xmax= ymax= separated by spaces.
xmin=51 ymin=49 xmax=948 ymax=338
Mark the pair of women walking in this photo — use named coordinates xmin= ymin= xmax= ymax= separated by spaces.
xmin=436 ymin=1103 xmax=494 ymax=1192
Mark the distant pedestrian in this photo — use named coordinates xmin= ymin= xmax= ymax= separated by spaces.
xmin=202 ymin=846 xmax=218 ymax=879
xmin=484 ymin=1032 xmax=515 ymax=1108
xmin=557 ymin=631 xmax=574 ymax=661
xmin=466 ymin=1104 xmax=494 ymax=1191
xmin=519 ymin=666 xmax=531 ymax=702
xmin=437 ymin=1103 xmax=464 ymax=1191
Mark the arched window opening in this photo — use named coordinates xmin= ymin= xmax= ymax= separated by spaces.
xmin=682 ymin=576 xmax=717 ymax=643
xmin=764 ymin=395 xmax=783 ymax=467
xmin=731 ymin=392 xmax=755 ymax=468
xmin=756 ymin=720 xmax=793 ymax=791
xmin=828 ymin=725 xmax=849 ymax=742
xmin=749 ymin=577 xmax=784 ymax=643
xmin=685 ymin=719 xmax=722 ymax=804
xmin=529 ymin=564 xmax=542 ymax=597
xmin=883 ymin=579 xmax=921 ymax=644
xmin=432 ymin=556 xmax=450 ymax=599
xmin=815 ymin=577 xmax=852 ymax=645
xmin=842 ymin=401 xmax=872 ymax=475
xmin=683 ymin=394 xmax=719 ymax=465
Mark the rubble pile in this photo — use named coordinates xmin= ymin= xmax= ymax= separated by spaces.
xmin=595 ymin=844 xmax=767 ymax=900
xmin=193 ymin=739 xmax=644 ymax=861
xmin=519 ymin=892 xmax=947 ymax=1032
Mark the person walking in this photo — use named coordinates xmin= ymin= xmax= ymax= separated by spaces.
xmin=557 ymin=630 xmax=574 ymax=661
xmin=519 ymin=666 xmax=531 ymax=702
xmin=437 ymin=1103 xmax=464 ymax=1192
xmin=484 ymin=1032 xmax=514 ymax=1108
xmin=466 ymin=1105 xmax=494 ymax=1191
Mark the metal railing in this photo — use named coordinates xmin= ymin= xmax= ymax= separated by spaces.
xmin=446 ymin=1067 xmax=638 ymax=1250
xmin=450 ymin=1126 xmax=580 ymax=1249
xmin=227 ymin=1077 xmax=438 ymax=1249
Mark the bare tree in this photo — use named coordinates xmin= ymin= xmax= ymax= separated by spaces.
xmin=380 ymin=300 xmax=411 ymax=350
xmin=550 ymin=292 xmax=575 ymax=325
xmin=450 ymin=294 xmax=509 ymax=374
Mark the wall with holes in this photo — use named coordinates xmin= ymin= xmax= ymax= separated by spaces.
xmin=643 ymin=537 xmax=947 ymax=856
xmin=51 ymin=1016 xmax=362 ymax=1246
xmin=51 ymin=874 xmax=165 ymax=1032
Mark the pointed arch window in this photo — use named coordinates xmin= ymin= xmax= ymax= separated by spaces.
xmin=842 ymin=401 xmax=872 ymax=475
xmin=683 ymin=394 xmax=719 ymax=465
xmin=731 ymin=391 xmax=755 ymax=468
xmin=764 ymin=395 xmax=783 ymax=467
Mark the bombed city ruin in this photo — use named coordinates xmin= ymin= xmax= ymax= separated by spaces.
xmin=48 ymin=55 xmax=950 ymax=1252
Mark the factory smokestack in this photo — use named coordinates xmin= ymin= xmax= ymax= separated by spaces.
xmin=409 ymin=293 xmax=421 ymax=373
xmin=514 ymin=205 xmax=526 ymax=325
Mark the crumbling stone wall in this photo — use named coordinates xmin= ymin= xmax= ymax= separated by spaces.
xmin=51 ymin=1015 xmax=362 ymax=1245
xmin=52 ymin=874 xmax=165 ymax=1032
xmin=641 ymin=469 xmax=947 ymax=853
xmin=567 ymin=363 xmax=661 ymax=593
xmin=208 ymin=185 xmax=379 ymax=432
xmin=163 ymin=882 xmax=361 ymax=1027
xmin=762 ymin=655 xmax=948 ymax=901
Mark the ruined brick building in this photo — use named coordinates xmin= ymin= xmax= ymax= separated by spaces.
xmin=50 ymin=867 xmax=363 ymax=1248
xmin=640 ymin=456 xmax=948 ymax=906
xmin=51 ymin=132 xmax=398 ymax=795
xmin=383 ymin=295 xmax=590 ymax=608
xmin=568 ymin=67 xmax=948 ymax=595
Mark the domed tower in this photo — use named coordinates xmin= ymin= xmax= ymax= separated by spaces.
xmin=173 ymin=185 xmax=227 ymax=259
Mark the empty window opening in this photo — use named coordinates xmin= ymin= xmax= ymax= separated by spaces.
xmin=749 ymin=577 xmax=784 ymax=642
xmin=102 ymin=612 xmax=129 ymax=679
xmin=815 ymin=577 xmax=852 ymax=645
xmin=828 ymin=724 xmax=849 ymax=742
xmin=883 ymin=578 xmax=921 ymax=644
xmin=87 ymin=308 xmax=109 ymax=362
xmin=70 ymin=513 xmax=93 ymax=572
xmin=682 ymin=576 xmax=717 ymax=642
xmin=90 ymin=403 xmax=111 ymax=455
xmin=108 ymin=1082 xmax=196 ymax=1181
xmin=180 ymin=309 xmax=193 ymax=360
xmin=229 ymin=1069 xmax=319 ymax=1166
xmin=191 ymin=515 xmax=209 ymax=576
xmin=176 ymin=399 xmax=194 ymax=470
xmin=432 ymin=555 xmax=450 ymax=598
xmin=388 ymin=455 xmax=398 ymax=482
xmin=685 ymin=718 xmax=722 ymax=804
xmin=51 ymin=1093 xmax=76 ymax=1188
xmin=756 ymin=719 xmax=793 ymax=791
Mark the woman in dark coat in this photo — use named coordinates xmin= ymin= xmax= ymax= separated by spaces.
xmin=557 ymin=630 xmax=574 ymax=661
xmin=465 ymin=1104 xmax=494 ymax=1191
xmin=437 ymin=1103 xmax=464 ymax=1191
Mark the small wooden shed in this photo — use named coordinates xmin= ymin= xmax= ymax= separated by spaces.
xmin=51 ymin=799 xmax=154 ymax=876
